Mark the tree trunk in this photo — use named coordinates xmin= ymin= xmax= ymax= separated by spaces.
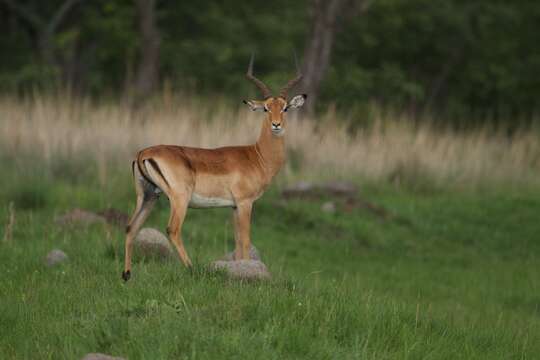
xmin=424 ymin=45 xmax=464 ymax=111
xmin=134 ymin=0 xmax=160 ymax=100
xmin=38 ymin=31 xmax=57 ymax=67
xmin=300 ymin=0 xmax=371 ymax=115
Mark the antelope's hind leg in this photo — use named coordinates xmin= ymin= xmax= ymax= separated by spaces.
xmin=123 ymin=164 xmax=159 ymax=281
xmin=142 ymin=158 xmax=194 ymax=268
xmin=167 ymin=194 xmax=193 ymax=267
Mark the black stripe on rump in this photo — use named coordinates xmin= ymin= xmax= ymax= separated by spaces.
xmin=136 ymin=158 xmax=158 ymax=188
xmin=146 ymin=158 xmax=170 ymax=188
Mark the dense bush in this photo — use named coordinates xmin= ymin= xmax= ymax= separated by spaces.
xmin=1 ymin=0 xmax=539 ymax=123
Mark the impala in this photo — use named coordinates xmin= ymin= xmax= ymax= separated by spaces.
xmin=122 ymin=55 xmax=306 ymax=281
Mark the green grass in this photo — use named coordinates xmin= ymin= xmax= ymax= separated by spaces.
xmin=0 ymin=162 xmax=539 ymax=359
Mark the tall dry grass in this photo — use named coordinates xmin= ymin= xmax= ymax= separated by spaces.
xmin=1 ymin=93 xmax=540 ymax=188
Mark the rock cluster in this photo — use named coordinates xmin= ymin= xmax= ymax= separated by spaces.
xmin=281 ymin=180 xmax=358 ymax=200
xmin=282 ymin=180 xmax=399 ymax=220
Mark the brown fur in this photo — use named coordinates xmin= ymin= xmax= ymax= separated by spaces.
xmin=123 ymin=97 xmax=294 ymax=279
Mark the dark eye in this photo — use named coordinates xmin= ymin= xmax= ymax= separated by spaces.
xmin=283 ymin=107 xmax=288 ymax=112
xmin=263 ymin=108 xmax=268 ymax=112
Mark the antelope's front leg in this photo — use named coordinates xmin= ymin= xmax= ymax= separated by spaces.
xmin=233 ymin=202 xmax=253 ymax=260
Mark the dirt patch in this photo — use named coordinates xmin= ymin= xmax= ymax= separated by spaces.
xmin=97 ymin=208 xmax=129 ymax=228
xmin=55 ymin=208 xmax=129 ymax=228
xmin=282 ymin=180 xmax=409 ymax=224
xmin=55 ymin=208 xmax=106 ymax=227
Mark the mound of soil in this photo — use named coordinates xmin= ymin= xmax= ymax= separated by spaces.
xmin=55 ymin=208 xmax=129 ymax=228
xmin=97 ymin=208 xmax=129 ymax=228
xmin=55 ymin=208 xmax=105 ymax=227
xmin=282 ymin=180 xmax=359 ymax=200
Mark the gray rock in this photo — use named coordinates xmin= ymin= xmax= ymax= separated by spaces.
xmin=134 ymin=228 xmax=173 ymax=259
xmin=321 ymin=201 xmax=336 ymax=213
xmin=55 ymin=208 xmax=105 ymax=227
xmin=81 ymin=353 xmax=125 ymax=360
xmin=212 ymin=259 xmax=270 ymax=280
xmin=222 ymin=245 xmax=261 ymax=261
xmin=45 ymin=249 xmax=68 ymax=266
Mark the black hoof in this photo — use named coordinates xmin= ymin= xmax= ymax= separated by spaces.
xmin=122 ymin=270 xmax=131 ymax=282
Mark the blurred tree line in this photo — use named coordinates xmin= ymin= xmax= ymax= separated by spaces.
xmin=1 ymin=0 xmax=539 ymax=123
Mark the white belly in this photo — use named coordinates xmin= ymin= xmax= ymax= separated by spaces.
xmin=188 ymin=193 xmax=235 ymax=208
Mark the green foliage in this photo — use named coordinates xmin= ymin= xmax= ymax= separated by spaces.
xmin=6 ymin=180 xmax=52 ymax=210
xmin=1 ymin=0 xmax=540 ymax=121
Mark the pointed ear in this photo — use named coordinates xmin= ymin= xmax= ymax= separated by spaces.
xmin=287 ymin=94 xmax=307 ymax=110
xmin=243 ymin=99 xmax=266 ymax=112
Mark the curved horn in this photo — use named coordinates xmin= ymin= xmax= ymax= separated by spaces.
xmin=279 ymin=51 xmax=303 ymax=99
xmin=246 ymin=54 xmax=272 ymax=99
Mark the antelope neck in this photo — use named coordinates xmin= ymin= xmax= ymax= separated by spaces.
xmin=255 ymin=116 xmax=285 ymax=177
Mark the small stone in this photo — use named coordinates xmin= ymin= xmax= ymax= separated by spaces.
xmin=45 ymin=249 xmax=68 ymax=267
xmin=321 ymin=201 xmax=336 ymax=213
xmin=80 ymin=353 xmax=125 ymax=360
xmin=134 ymin=228 xmax=173 ymax=259
xmin=212 ymin=260 xmax=270 ymax=280
xmin=222 ymin=245 xmax=261 ymax=261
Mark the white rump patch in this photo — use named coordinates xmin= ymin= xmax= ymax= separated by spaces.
xmin=188 ymin=193 xmax=235 ymax=208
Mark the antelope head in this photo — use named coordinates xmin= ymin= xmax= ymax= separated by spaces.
xmin=243 ymin=54 xmax=307 ymax=136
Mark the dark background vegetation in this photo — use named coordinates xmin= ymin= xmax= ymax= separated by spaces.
xmin=1 ymin=0 xmax=539 ymax=123
xmin=2 ymin=2 xmax=540 ymax=358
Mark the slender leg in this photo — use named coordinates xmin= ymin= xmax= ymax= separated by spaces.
xmin=123 ymin=165 xmax=159 ymax=281
xmin=123 ymin=192 xmax=158 ymax=281
xmin=233 ymin=202 xmax=253 ymax=260
xmin=233 ymin=208 xmax=241 ymax=260
xmin=123 ymin=196 xmax=157 ymax=281
xmin=167 ymin=195 xmax=192 ymax=267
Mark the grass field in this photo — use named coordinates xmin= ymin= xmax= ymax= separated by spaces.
xmin=1 ymin=161 xmax=539 ymax=359
xmin=1 ymin=96 xmax=539 ymax=359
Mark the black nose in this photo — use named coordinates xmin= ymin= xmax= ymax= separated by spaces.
xmin=272 ymin=123 xmax=280 ymax=128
